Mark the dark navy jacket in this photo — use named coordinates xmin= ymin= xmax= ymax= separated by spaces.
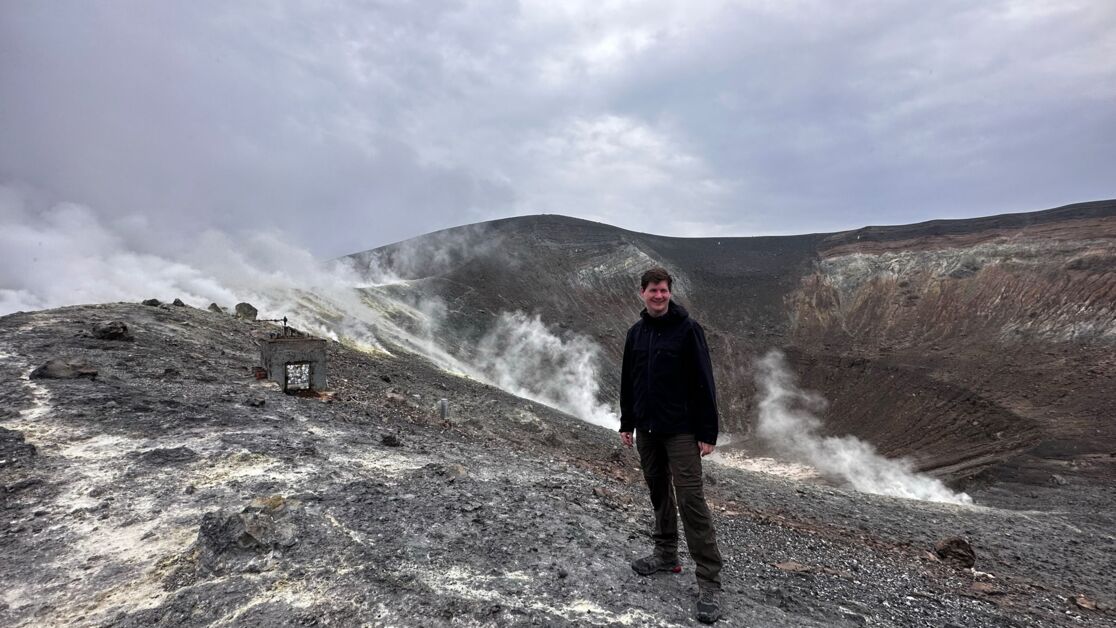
xmin=619 ymin=301 xmax=719 ymax=445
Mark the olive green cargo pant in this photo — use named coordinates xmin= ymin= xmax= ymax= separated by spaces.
xmin=636 ymin=430 xmax=723 ymax=588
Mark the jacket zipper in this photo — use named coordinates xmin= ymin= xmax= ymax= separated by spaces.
xmin=646 ymin=326 xmax=655 ymax=433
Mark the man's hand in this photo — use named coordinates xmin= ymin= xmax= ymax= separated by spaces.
xmin=698 ymin=442 xmax=715 ymax=457
xmin=620 ymin=432 xmax=634 ymax=448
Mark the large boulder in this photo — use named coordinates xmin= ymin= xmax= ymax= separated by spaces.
xmin=207 ymin=303 xmax=226 ymax=314
xmin=235 ymin=302 xmax=258 ymax=321
xmin=92 ymin=321 xmax=134 ymax=341
xmin=934 ymin=537 xmax=976 ymax=569
xmin=29 ymin=359 xmax=98 ymax=380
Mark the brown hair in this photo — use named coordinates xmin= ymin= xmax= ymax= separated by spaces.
xmin=640 ymin=267 xmax=673 ymax=291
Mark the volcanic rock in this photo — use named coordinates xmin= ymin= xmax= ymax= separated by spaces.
xmin=0 ymin=427 xmax=36 ymax=465
xmin=207 ymin=303 xmax=225 ymax=314
xmin=234 ymin=302 xmax=258 ymax=320
xmin=935 ymin=537 xmax=976 ymax=569
xmin=172 ymin=298 xmax=187 ymax=307
xmin=29 ymin=358 xmax=97 ymax=380
xmin=133 ymin=446 xmax=199 ymax=465
xmin=4 ymin=477 xmax=43 ymax=493
xmin=194 ymin=497 xmax=299 ymax=576
xmin=142 ymin=299 xmax=161 ymax=306
xmin=92 ymin=320 xmax=134 ymax=341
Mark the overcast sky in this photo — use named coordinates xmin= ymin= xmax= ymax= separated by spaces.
xmin=2 ymin=0 xmax=1114 ymax=258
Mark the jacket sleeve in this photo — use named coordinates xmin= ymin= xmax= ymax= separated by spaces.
xmin=688 ymin=323 xmax=719 ymax=445
xmin=619 ymin=327 xmax=635 ymax=432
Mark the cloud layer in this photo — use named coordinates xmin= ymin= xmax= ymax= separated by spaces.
xmin=2 ymin=1 xmax=1114 ymax=257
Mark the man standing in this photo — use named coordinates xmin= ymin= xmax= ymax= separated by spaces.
xmin=620 ymin=267 xmax=723 ymax=624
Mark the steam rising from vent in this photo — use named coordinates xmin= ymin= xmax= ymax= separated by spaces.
xmin=755 ymin=350 xmax=973 ymax=505
xmin=475 ymin=312 xmax=618 ymax=428
xmin=1 ymin=189 xmax=618 ymax=428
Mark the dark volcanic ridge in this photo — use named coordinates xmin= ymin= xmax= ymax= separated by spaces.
xmin=348 ymin=199 xmax=1116 ymax=485
xmin=2 ymin=303 xmax=1114 ymax=626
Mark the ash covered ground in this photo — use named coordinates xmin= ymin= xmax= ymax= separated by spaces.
xmin=1 ymin=303 xmax=1114 ymax=626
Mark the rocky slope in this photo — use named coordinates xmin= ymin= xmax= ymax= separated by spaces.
xmin=349 ymin=200 xmax=1116 ymax=482
xmin=2 ymin=303 xmax=1113 ymax=626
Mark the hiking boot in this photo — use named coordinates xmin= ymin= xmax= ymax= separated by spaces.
xmin=696 ymin=586 xmax=722 ymax=624
xmin=630 ymin=554 xmax=682 ymax=576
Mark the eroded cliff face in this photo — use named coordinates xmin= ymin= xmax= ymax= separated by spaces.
xmin=786 ymin=212 xmax=1116 ymax=476
xmin=793 ymin=221 xmax=1116 ymax=347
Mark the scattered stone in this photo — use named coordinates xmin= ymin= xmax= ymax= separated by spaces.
xmin=837 ymin=605 xmax=869 ymax=625
xmin=245 ymin=397 xmax=266 ymax=408
xmin=235 ymin=302 xmax=258 ymax=321
xmin=557 ymin=567 xmax=569 ymax=579
xmin=0 ymin=427 xmax=37 ymax=463
xmin=1051 ymin=474 xmax=1068 ymax=486
xmin=207 ymin=303 xmax=226 ymax=314
xmin=134 ymin=447 xmax=199 ymax=465
xmin=429 ymin=463 xmax=467 ymax=480
xmin=4 ymin=477 xmax=43 ymax=493
xmin=970 ymin=582 xmax=1005 ymax=596
xmin=1074 ymin=594 xmax=1097 ymax=610
xmin=30 ymin=359 xmax=98 ymax=380
xmin=142 ymin=298 xmax=161 ymax=306
xmin=172 ymin=298 xmax=187 ymax=307
xmin=382 ymin=434 xmax=402 ymax=447
xmin=92 ymin=321 xmax=134 ymax=341
xmin=773 ymin=560 xmax=813 ymax=574
xmin=185 ymin=484 xmax=197 ymax=495
xmin=380 ymin=374 xmax=392 ymax=383
xmin=195 ymin=496 xmax=299 ymax=575
xmin=763 ymin=586 xmax=808 ymax=613
xmin=934 ymin=537 xmax=976 ymax=569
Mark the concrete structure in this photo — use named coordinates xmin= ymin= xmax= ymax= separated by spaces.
xmin=260 ymin=329 xmax=327 ymax=392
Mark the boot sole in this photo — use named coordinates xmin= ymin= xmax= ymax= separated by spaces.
xmin=631 ymin=563 xmax=682 ymax=576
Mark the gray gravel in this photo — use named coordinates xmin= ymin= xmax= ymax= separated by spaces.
xmin=1 ymin=303 xmax=1112 ymax=626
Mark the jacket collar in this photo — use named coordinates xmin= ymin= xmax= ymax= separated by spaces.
xmin=641 ymin=300 xmax=689 ymax=325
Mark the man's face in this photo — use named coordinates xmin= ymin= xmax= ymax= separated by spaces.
xmin=640 ymin=280 xmax=671 ymax=317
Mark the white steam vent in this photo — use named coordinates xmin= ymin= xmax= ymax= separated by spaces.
xmin=755 ymin=350 xmax=973 ymax=505
xmin=475 ymin=312 xmax=618 ymax=429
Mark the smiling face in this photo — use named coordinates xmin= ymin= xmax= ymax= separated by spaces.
xmin=640 ymin=280 xmax=671 ymax=317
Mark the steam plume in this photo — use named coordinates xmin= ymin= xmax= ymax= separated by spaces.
xmin=1 ymin=189 xmax=617 ymax=428
xmin=755 ymin=350 xmax=972 ymax=505
xmin=475 ymin=312 xmax=618 ymax=428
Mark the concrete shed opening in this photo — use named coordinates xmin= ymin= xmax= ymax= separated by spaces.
xmin=259 ymin=325 xmax=327 ymax=394
xmin=285 ymin=362 xmax=312 ymax=391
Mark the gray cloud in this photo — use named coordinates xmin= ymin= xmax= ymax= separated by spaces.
xmin=2 ymin=0 xmax=1113 ymax=259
